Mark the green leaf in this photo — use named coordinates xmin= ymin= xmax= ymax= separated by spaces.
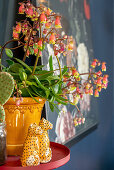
xmin=55 ymin=98 xmax=67 ymax=105
xmin=41 ymin=44 xmax=45 ymax=51
xmin=33 ymin=44 xmax=38 ymax=49
xmin=26 ymin=81 xmax=33 ymax=86
xmin=49 ymin=55 xmax=53 ymax=72
xmin=25 ymin=88 xmax=40 ymax=103
xmin=62 ymin=66 xmax=68 ymax=75
xmin=45 ymin=90 xmax=50 ymax=98
xmin=6 ymin=59 xmax=14 ymax=65
xmin=8 ymin=63 xmax=23 ymax=73
xmin=49 ymin=96 xmax=55 ymax=103
xmin=0 ymin=46 xmax=2 ymax=49
xmin=14 ymin=58 xmax=32 ymax=73
xmin=5 ymin=48 xmax=13 ymax=58
xmin=52 ymin=84 xmax=59 ymax=94
xmin=29 ymin=47 xmax=34 ymax=55
xmin=52 ymin=102 xmax=60 ymax=114
xmin=19 ymin=72 xmax=27 ymax=81
xmin=55 ymin=94 xmax=68 ymax=101
xmin=49 ymin=102 xmax=54 ymax=112
xmin=35 ymin=70 xmax=53 ymax=79
xmin=21 ymin=88 xmax=30 ymax=97
xmin=0 ymin=63 xmax=6 ymax=69
xmin=47 ymin=75 xmax=59 ymax=81
xmin=33 ymin=75 xmax=50 ymax=98
xmin=30 ymin=86 xmax=45 ymax=98
xmin=31 ymin=65 xmax=45 ymax=70
xmin=8 ymin=72 xmax=20 ymax=80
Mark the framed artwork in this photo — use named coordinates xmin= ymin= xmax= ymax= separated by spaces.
xmin=37 ymin=0 xmax=98 ymax=146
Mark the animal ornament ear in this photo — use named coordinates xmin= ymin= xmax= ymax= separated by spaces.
xmin=28 ymin=123 xmax=43 ymax=135
xmin=39 ymin=118 xmax=53 ymax=130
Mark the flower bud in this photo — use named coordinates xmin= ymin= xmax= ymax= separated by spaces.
xmin=55 ymin=16 xmax=62 ymax=28
xmin=46 ymin=8 xmax=52 ymax=15
xmin=49 ymin=33 xmax=56 ymax=44
xmin=102 ymin=62 xmax=106 ymax=71
xmin=19 ymin=3 xmax=25 ymax=14
xmin=94 ymin=89 xmax=99 ymax=97
xmin=16 ymin=23 xmax=21 ymax=33
xmin=16 ymin=99 xmax=21 ymax=106
xmin=13 ymin=29 xmax=19 ymax=39
xmin=34 ymin=48 xmax=38 ymax=55
xmin=26 ymin=8 xmax=33 ymax=17
xmin=38 ymin=40 xmax=43 ymax=49
xmin=45 ymin=22 xmax=51 ymax=29
xmin=40 ymin=12 xmax=47 ymax=23
xmin=67 ymin=41 xmax=73 ymax=51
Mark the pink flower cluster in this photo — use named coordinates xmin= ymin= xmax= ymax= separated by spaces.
xmin=73 ymin=117 xmax=85 ymax=127
xmin=13 ymin=96 xmax=23 ymax=107
xmin=13 ymin=2 xmax=73 ymax=58
xmin=62 ymin=59 xmax=108 ymax=105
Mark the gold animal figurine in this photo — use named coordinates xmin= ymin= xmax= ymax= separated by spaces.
xmin=39 ymin=118 xmax=53 ymax=163
xmin=21 ymin=123 xmax=43 ymax=167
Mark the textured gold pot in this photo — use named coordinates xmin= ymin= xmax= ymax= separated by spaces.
xmin=4 ymin=97 xmax=45 ymax=156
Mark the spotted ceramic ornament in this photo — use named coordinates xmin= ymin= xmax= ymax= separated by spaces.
xmin=0 ymin=72 xmax=14 ymax=122
xmin=39 ymin=118 xmax=53 ymax=163
xmin=21 ymin=123 xmax=43 ymax=167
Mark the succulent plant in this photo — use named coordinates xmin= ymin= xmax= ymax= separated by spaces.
xmin=0 ymin=105 xmax=5 ymax=123
xmin=0 ymin=72 xmax=14 ymax=122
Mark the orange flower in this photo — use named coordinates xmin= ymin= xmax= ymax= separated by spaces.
xmin=38 ymin=40 xmax=43 ymax=49
xmin=45 ymin=22 xmax=51 ymax=29
xmin=40 ymin=12 xmax=47 ymax=23
xmin=49 ymin=33 xmax=56 ymax=44
xmin=89 ymin=87 xmax=93 ymax=95
xmin=19 ymin=3 xmax=25 ymax=14
xmin=94 ymin=89 xmax=99 ymax=97
xmin=103 ymin=75 xmax=108 ymax=84
xmin=55 ymin=16 xmax=62 ymax=28
xmin=16 ymin=23 xmax=21 ymax=33
xmin=91 ymin=60 xmax=97 ymax=68
xmin=26 ymin=8 xmax=33 ymax=17
xmin=46 ymin=8 xmax=52 ymax=15
xmin=102 ymin=62 xmax=106 ymax=71
xmin=96 ymin=77 xmax=102 ymax=86
xmin=72 ymin=68 xmax=79 ymax=78
xmin=34 ymin=48 xmax=38 ymax=55
xmin=13 ymin=29 xmax=19 ymax=39
xmin=67 ymin=41 xmax=73 ymax=51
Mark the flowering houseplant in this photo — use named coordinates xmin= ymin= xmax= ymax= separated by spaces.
xmin=0 ymin=1 xmax=108 ymax=125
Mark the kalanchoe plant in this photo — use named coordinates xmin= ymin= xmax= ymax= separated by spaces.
xmin=0 ymin=1 xmax=108 ymax=126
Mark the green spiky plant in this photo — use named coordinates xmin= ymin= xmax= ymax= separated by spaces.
xmin=0 ymin=72 xmax=14 ymax=122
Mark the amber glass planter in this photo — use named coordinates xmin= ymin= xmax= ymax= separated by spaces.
xmin=4 ymin=97 xmax=45 ymax=156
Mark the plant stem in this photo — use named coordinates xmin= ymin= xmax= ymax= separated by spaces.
xmin=55 ymin=54 xmax=62 ymax=80
xmin=45 ymin=28 xmax=54 ymax=40
xmin=0 ymin=39 xmax=22 ymax=71
xmin=32 ymin=50 xmax=40 ymax=74
xmin=7 ymin=44 xmax=24 ymax=50
xmin=23 ymin=28 xmax=33 ymax=62
xmin=39 ymin=22 xmax=42 ymax=38
xmin=79 ymin=72 xmax=94 ymax=76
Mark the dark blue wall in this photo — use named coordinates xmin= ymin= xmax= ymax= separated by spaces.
xmin=58 ymin=0 xmax=113 ymax=170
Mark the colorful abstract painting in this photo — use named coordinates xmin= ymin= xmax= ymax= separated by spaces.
xmin=39 ymin=0 xmax=98 ymax=145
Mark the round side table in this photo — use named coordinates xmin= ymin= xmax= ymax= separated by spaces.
xmin=1 ymin=142 xmax=70 ymax=170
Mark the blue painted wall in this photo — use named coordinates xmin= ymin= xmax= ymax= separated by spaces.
xmin=58 ymin=0 xmax=113 ymax=170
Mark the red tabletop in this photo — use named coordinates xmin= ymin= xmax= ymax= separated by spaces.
xmin=0 ymin=142 xmax=70 ymax=170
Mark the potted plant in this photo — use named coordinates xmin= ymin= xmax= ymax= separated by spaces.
xmin=0 ymin=1 xmax=108 ymax=156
